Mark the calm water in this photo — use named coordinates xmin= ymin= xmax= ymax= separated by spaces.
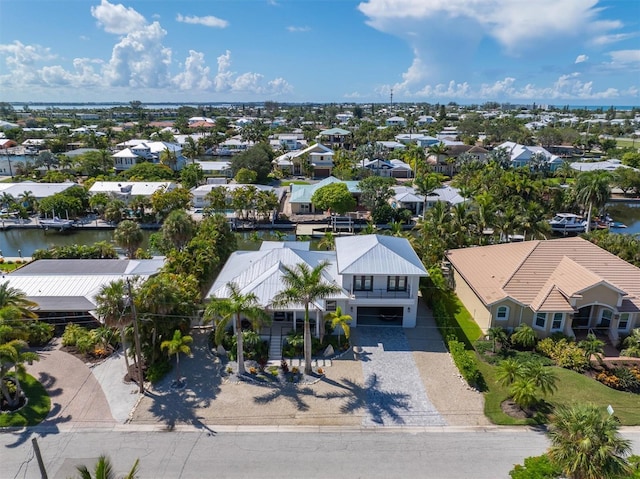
xmin=606 ymin=202 xmax=640 ymax=235
xmin=0 ymin=228 xmax=152 ymax=257
xmin=0 ymin=203 xmax=638 ymax=257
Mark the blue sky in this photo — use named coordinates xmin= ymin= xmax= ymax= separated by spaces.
xmin=0 ymin=0 xmax=639 ymax=105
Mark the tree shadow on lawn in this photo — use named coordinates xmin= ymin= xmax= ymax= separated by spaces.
xmin=5 ymin=403 xmax=72 ymax=448
xmin=320 ymin=374 xmax=410 ymax=425
xmin=142 ymin=334 xmax=220 ymax=435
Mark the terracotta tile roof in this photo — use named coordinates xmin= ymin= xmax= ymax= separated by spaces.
xmin=446 ymin=237 xmax=640 ymax=311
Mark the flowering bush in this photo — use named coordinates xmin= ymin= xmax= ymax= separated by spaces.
xmin=536 ymin=338 xmax=589 ymax=372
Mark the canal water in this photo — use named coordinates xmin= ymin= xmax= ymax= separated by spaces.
xmin=0 ymin=203 xmax=638 ymax=258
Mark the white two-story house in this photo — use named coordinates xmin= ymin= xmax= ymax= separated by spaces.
xmin=206 ymin=235 xmax=428 ymax=358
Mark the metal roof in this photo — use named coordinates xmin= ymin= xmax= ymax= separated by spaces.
xmin=207 ymin=247 xmax=348 ymax=308
xmin=334 ymin=235 xmax=428 ymax=276
xmin=5 ymin=259 xmax=165 ymax=312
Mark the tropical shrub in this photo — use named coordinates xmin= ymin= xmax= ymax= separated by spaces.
xmin=509 ymin=454 xmax=562 ymax=479
xmin=537 ymin=338 xmax=589 ymax=372
xmin=448 ymin=339 xmax=484 ymax=388
xmin=25 ymin=321 xmax=54 ymax=346
xmin=596 ymin=366 xmax=640 ymax=393
xmin=145 ymin=359 xmax=171 ymax=383
xmin=61 ymin=324 xmax=86 ymax=346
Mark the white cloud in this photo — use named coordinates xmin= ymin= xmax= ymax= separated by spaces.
xmin=287 ymin=26 xmax=310 ymax=32
xmin=343 ymin=91 xmax=362 ymax=98
xmin=91 ymin=0 xmax=146 ymax=35
xmin=213 ymin=50 xmax=292 ymax=95
xmin=608 ymin=50 xmax=640 ymax=65
xmin=575 ymin=54 xmax=589 ymax=64
xmin=592 ymin=32 xmax=637 ymax=46
xmin=102 ymin=22 xmax=172 ymax=88
xmin=358 ymin=0 xmax=627 ymax=88
xmin=176 ymin=14 xmax=229 ymax=29
xmin=172 ymin=50 xmax=212 ymax=90
xmin=385 ymin=73 xmax=631 ymax=101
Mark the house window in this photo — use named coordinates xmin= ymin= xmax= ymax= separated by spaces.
xmin=387 ymin=276 xmax=407 ymax=292
xmin=326 ymin=301 xmax=337 ymax=312
xmin=599 ymin=309 xmax=613 ymax=328
xmin=551 ymin=313 xmax=564 ymax=331
xmin=618 ymin=313 xmax=630 ymax=331
xmin=353 ymin=276 xmax=373 ymax=291
xmin=535 ymin=312 xmax=547 ymax=329
xmin=496 ymin=306 xmax=510 ymax=321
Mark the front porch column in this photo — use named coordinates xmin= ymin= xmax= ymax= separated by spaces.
xmin=315 ymin=309 xmax=320 ymax=337
xmin=293 ymin=311 xmax=296 ymax=333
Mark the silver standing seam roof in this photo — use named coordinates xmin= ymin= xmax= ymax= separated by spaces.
xmin=5 ymin=259 xmax=165 ymax=312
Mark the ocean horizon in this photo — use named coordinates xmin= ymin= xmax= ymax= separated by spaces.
xmin=7 ymin=102 xmax=640 ymax=111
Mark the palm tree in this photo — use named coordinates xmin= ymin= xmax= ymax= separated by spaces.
xmin=204 ymin=282 xmax=270 ymax=375
xmin=160 ymin=330 xmax=193 ymax=385
xmin=487 ymin=326 xmax=508 ymax=353
xmin=578 ymin=333 xmax=605 ymax=365
xmin=324 ymin=306 xmax=352 ymax=347
xmin=114 ymin=220 xmax=143 ymax=259
xmin=74 ymin=455 xmax=139 ymax=479
xmin=555 ymin=160 xmax=574 ymax=184
xmin=318 ymin=231 xmax=335 ymax=251
xmin=510 ymin=323 xmax=537 ymax=350
xmin=18 ymin=190 xmax=37 ymax=213
xmin=0 ymin=339 xmax=39 ymax=408
xmin=0 ymin=281 xmax=37 ymax=318
xmin=160 ymin=209 xmax=195 ymax=252
xmin=574 ymin=171 xmax=612 ymax=233
xmin=95 ymin=280 xmax=131 ymax=373
xmin=496 ymin=358 xmax=522 ymax=387
xmin=547 ymin=403 xmax=632 ymax=479
xmin=523 ymin=361 xmax=558 ymax=397
xmin=272 ymin=261 xmax=341 ymax=375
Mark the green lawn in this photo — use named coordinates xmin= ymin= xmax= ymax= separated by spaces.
xmin=616 ymin=138 xmax=638 ymax=148
xmin=0 ymin=374 xmax=51 ymax=427
xmin=478 ymin=359 xmax=640 ymax=426
xmin=280 ymin=180 xmax=310 ymax=186
xmin=441 ymin=293 xmax=484 ymax=346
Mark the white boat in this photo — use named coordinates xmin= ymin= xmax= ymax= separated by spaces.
xmin=39 ymin=217 xmax=75 ymax=230
xmin=549 ymin=213 xmax=587 ymax=233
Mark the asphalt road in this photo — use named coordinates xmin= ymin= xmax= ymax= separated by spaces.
xmin=4 ymin=427 xmax=639 ymax=479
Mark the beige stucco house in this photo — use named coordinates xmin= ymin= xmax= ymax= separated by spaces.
xmin=445 ymin=237 xmax=640 ymax=344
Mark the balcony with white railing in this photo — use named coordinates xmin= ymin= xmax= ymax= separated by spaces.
xmin=350 ymin=286 xmax=412 ymax=300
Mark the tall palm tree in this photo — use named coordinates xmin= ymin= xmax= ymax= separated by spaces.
xmin=160 ymin=210 xmax=195 ymax=252
xmin=160 ymin=330 xmax=192 ymax=384
xmin=74 ymin=455 xmax=139 ymax=479
xmin=114 ymin=220 xmax=143 ymax=259
xmin=574 ymin=171 xmax=612 ymax=233
xmin=95 ymin=279 xmax=131 ymax=373
xmin=547 ymin=403 xmax=632 ymax=479
xmin=272 ymin=261 xmax=341 ymax=375
xmin=204 ymin=282 xmax=270 ymax=375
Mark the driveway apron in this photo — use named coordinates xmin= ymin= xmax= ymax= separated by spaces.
xmin=353 ymin=326 xmax=446 ymax=427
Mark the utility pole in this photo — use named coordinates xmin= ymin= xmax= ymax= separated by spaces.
xmin=126 ymin=278 xmax=144 ymax=394
xmin=32 ymin=437 xmax=48 ymax=479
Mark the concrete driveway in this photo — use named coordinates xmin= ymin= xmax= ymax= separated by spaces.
xmin=26 ymin=339 xmax=116 ymax=429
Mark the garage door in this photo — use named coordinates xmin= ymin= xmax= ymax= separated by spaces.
xmin=357 ymin=307 xmax=403 ymax=326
